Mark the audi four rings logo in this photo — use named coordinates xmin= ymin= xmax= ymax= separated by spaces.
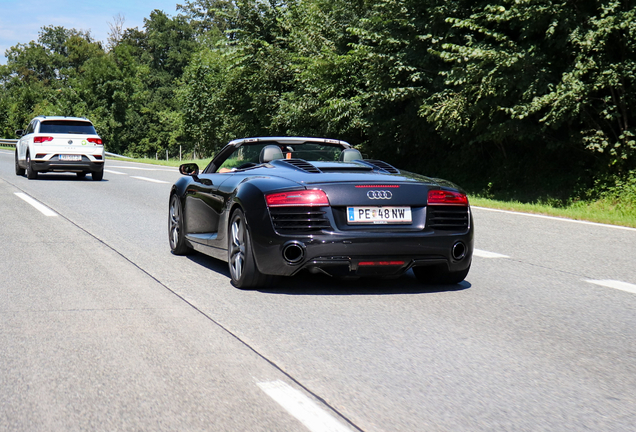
xmin=367 ymin=190 xmax=392 ymax=199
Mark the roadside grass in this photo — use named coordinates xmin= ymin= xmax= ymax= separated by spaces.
xmin=106 ymin=155 xmax=214 ymax=169
xmin=3 ymin=149 xmax=632 ymax=229
xmin=470 ymin=197 xmax=636 ymax=228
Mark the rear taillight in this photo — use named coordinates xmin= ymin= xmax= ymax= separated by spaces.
xmin=34 ymin=136 xmax=53 ymax=143
xmin=266 ymin=190 xmax=330 ymax=207
xmin=87 ymin=138 xmax=103 ymax=145
xmin=428 ymin=190 xmax=469 ymax=206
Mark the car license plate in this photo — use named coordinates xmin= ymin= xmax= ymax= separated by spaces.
xmin=59 ymin=154 xmax=82 ymax=161
xmin=347 ymin=206 xmax=412 ymax=224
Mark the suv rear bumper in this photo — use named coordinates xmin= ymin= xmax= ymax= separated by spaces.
xmin=33 ymin=158 xmax=104 ymax=173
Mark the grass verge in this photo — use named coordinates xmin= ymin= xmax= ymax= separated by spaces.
xmin=470 ymin=197 xmax=636 ymax=228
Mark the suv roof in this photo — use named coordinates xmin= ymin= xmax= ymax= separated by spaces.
xmin=33 ymin=116 xmax=91 ymax=122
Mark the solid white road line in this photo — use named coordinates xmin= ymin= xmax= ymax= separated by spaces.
xmin=130 ymin=176 xmax=170 ymax=184
xmin=14 ymin=193 xmax=57 ymax=216
xmin=584 ymin=279 xmax=636 ymax=295
xmin=104 ymin=169 xmax=126 ymax=175
xmin=473 ymin=249 xmax=510 ymax=259
xmin=257 ymin=381 xmax=351 ymax=432
xmin=472 ymin=206 xmax=636 ymax=232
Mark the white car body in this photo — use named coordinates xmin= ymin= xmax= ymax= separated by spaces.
xmin=15 ymin=116 xmax=105 ymax=180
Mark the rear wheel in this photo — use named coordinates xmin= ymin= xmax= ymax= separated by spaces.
xmin=26 ymin=153 xmax=37 ymax=179
xmin=169 ymin=194 xmax=193 ymax=255
xmin=15 ymin=151 xmax=25 ymax=176
xmin=92 ymin=169 xmax=103 ymax=181
xmin=228 ymin=208 xmax=276 ymax=289
xmin=413 ymin=264 xmax=470 ymax=285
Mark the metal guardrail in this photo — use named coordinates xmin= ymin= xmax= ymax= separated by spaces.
xmin=0 ymin=139 xmax=18 ymax=147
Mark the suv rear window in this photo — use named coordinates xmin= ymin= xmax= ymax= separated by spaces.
xmin=39 ymin=121 xmax=97 ymax=135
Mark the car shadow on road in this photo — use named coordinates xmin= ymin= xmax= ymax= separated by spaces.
xmin=260 ymin=270 xmax=471 ymax=296
xmin=26 ymin=173 xmax=109 ymax=181
xmin=186 ymin=252 xmax=470 ymax=295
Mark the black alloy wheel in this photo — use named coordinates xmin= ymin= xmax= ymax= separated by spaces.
xmin=15 ymin=151 xmax=25 ymax=176
xmin=169 ymin=194 xmax=193 ymax=255
xmin=228 ymin=208 xmax=275 ymax=289
xmin=26 ymin=153 xmax=37 ymax=179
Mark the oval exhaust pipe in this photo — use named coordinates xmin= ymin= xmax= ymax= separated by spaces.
xmin=282 ymin=241 xmax=305 ymax=264
xmin=452 ymin=242 xmax=466 ymax=261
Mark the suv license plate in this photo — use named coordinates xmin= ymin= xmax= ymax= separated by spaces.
xmin=347 ymin=206 xmax=412 ymax=224
xmin=59 ymin=155 xmax=82 ymax=161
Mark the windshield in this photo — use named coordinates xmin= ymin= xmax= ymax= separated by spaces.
xmin=39 ymin=120 xmax=97 ymax=135
xmin=216 ymin=141 xmax=345 ymax=172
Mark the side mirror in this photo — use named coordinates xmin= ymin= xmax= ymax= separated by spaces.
xmin=179 ymin=163 xmax=199 ymax=176
xmin=15 ymin=129 xmax=24 ymax=137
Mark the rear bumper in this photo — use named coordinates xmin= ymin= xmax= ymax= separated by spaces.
xmin=252 ymin=229 xmax=474 ymax=277
xmin=32 ymin=158 xmax=104 ymax=173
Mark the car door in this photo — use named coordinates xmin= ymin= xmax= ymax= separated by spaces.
xmin=184 ymin=172 xmax=236 ymax=247
xmin=18 ymin=120 xmax=35 ymax=161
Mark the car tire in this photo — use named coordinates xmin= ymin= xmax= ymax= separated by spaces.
xmin=26 ymin=153 xmax=37 ymax=179
xmin=76 ymin=172 xmax=86 ymax=179
xmin=169 ymin=194 xmax=193 ymax=255
xmin=413 ymin=264 xmax=470 ymax=285
xmin=15 ymin=151 xmax=25 ymax=176
xmin=92 ymin=169 xmax=103 ymax=181
xmin=228 ymin=208 xmax=276 ymax=289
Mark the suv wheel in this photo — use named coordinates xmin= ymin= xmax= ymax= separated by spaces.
xmin=26 ymin=153 xmax=37 ymax=179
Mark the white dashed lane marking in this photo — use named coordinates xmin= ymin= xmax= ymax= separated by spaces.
xmin=130 ymin=176 xmax=170 ymax=184
xmin=257 ymin=381 xmax=351 ymax=432
xmin=473 ymin=249 xmax=509 ymax=259
xmin=104 ymin=169 xmax=126 ymax=175
xmin=108 ymin=165 xmax=175 ymax=172
xmin=584 ymin=280 xmax=636 ymax=295
xmin=14 ymin=192 xmax=57 ymax=216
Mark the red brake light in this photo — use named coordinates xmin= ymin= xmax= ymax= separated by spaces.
xmin=358 ymin=261 xmax=405 ymax=266
xmin=428 ymin=190 xmax=468 ymax=206
xmin=34 ymin=136 xmax=53 ymax=143
xmin=87 ymin=138 xmax=103 ymax=145
xmin=266 ymin=190 xmax=330 ymax=207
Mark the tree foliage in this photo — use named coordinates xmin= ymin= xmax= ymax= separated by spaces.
xmin=1 ymin=0 xmax=635 ymax=199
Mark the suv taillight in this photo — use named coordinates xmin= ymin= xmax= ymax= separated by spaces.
xmin=34 ymin=136 xmax=53 ymax=143
xmin=87 ymin=138 xmax=103 ymax=145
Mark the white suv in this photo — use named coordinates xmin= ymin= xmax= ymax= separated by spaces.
xmin=15 ymin=116 xmax=105 ymax=180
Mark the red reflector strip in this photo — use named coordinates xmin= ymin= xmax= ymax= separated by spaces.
xmin=34 ymin=136 xmax=54 ymax=143
xmin=266 ymin=189 xmax=330 ymax=207
xmin=358 ymin=261 xmax=405 ymax=266
xmin=427 ymin=190 xmax=469 ymax=206
xmin=355 ymin=185 xmax=400 ymax=188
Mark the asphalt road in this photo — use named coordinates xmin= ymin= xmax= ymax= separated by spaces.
xmin=1 ymin=149 xmax=635 ymax=431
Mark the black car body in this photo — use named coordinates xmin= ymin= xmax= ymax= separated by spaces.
xmin=169 ymin=137 xmax=473 ymax=288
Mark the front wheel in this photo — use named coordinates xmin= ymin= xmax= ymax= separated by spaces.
xmin=15 ymin=151 xmax=25 ymax=176
xmin=228 ymin=208 xmax=276 ymax=289
xmin=413 ymin=264 xmax=470 ymax=285
xmin=169 ymin=194 xmax=193 ymax=255
xmin=26 ymin=153 xmax=37 ymax=179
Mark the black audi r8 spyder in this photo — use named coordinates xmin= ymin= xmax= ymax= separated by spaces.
xmin=169 ymin=137 xmax=473 ymax=289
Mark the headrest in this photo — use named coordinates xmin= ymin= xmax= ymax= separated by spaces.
xmin=259 ymin=145 xmax=284 ymax=163
xmin=339 ymin=148 xmax=363 ymax=162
